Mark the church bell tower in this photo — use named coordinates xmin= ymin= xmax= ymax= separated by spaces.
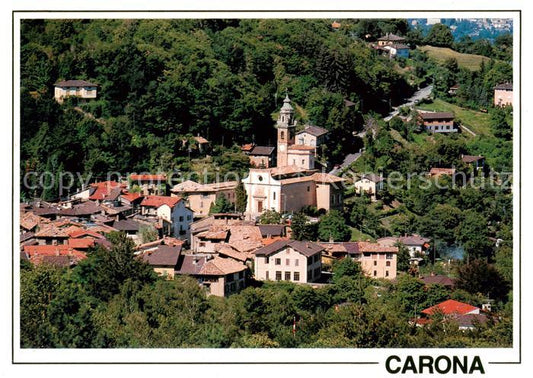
xmin=276 ymin=94 xmax=296 ymax=167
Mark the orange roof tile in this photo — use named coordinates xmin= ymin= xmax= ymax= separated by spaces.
xmin=120 ymin=192 xmax=144 ymax=202
xmin=24 ymin=244 xmax=87 ymax=265
xmin=141 ymin=195 xmax=181 ymax=209
xmin=421 ymin=299 xmax=479 ymax=316
xmin=68 ymin=238 xmax=96 ymax=249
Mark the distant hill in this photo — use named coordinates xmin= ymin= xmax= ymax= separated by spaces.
xmin=418 ymin=45 xmax=491 ymax=71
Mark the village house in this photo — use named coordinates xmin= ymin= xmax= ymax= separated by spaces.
xmin=23 ymin=244 xmax=87 ymax=267
xmin=377 ymin=234 xmax=431 ymax=258
xmin=139 ymin=195 xmax=193 ymax=241
xmin=112 ymin=219 xmax=143 ymax=241
xmin=494 ymin=82 xmax=513 ymax=107
xmin=248 ymin=145 xmax=276 ymax=168
xmin=377 ymin=33 xmax=406 ymax=46
xmin=192 ymin=135 xmax=210 ymax=153
xmin=321 ymin=241 xmax=398 ymax=280
xmin=461 ymin=155 xmax=485 ymax=171
xmin=353 ymin=173 xmax=384 ymax=201
xmin=190 ymin=213 xmax=244 ymax=253
xmin=429 ymin=167 xmax=456 ymax=178
xmin=253 ymin=239 xmax=324 ymax=283
xmin=419 ymin=112 xmax=457 ymax=133
xmin=419 ymin=273 xmax=456 ymax=288
xmin=176 ymin=254 xmax=247 ymax=297
xmin=296 ymin=125 xmax=329 ymax=151
xmin=54 ymin=79 xmax=98 ymax=103
xmin=142 ymin=244 xmax=183 ymax=279
xmin=129 ymin=174 xmax=168 ymax=196
xmin=448 ymin=84 xmax=460 ymax=95
xmin=171 ymin=180 xmax=238 ymax=218
xmin=416 ymin=299 xmax=488 ymax=330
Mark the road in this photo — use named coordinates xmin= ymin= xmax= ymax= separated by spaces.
xmin=329 ymin=152 xmax=361 ymax=175
xmin=383 ymin=85 xmax=433 ymax=122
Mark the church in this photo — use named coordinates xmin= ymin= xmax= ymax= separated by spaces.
xmin=242 ymin=95 xmax=344 ymax=219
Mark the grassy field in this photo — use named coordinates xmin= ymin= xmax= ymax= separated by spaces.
xmin=416 ymin=98 xmax=491 ymax=136
xmin=350 ymin=227 xmax=375 ymax=242
xmin=419 ymin=45 xmax=491 ymax=71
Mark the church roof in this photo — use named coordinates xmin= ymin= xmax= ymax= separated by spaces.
xmin=280 ymin=94 xmax=293 ymax=111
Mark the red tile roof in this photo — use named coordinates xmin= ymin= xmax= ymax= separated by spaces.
xmin=421 ymin=299 xmax=479 ymax=316
xmin=130 ymin=174 xmax=167 ymax=181
xmin=120 ymin=192 xmax=144 ymax=202
xmin=89 ymin=181 xmax=125 ymax=201
xmin=68 ymin=238 xmax=96 ymax=249
xmin=68 ymin=229 xmax=105 ymax=239
xmin=420 ymin=112 xmax=455 ymax=120
xmin=23 ymin=244 xmax=87 ymax=265
xmin=140 ymin=195 xmax=182 ymax=209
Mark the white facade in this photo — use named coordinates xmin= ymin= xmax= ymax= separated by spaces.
xmin=254 ymin=247 xmax=322 ymax=283
xmin=242 ymin=169 xmax=282 ymax=216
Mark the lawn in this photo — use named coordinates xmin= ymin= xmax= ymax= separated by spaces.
xmin=350 ymin=227 xmax=375 ymax=242
xmin=419 ymin=45 xmax=491 ymax=71
xmin=416 ymin=98 xmax=491 ymax=136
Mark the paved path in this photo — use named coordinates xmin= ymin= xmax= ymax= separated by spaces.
xmin=384 ymin=85 xmax=433 ymax=122
xmin=329 ymin=152 xmax=361 ymax=175
xmin=459 ymin=124 xmax=477 ymax=136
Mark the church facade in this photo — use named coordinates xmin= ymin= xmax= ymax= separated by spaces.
xmin=242 ymin=95 xmax=344 ymax=219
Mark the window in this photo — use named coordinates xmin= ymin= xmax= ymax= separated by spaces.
xmin=179 ymin=216 xmax=184 ymax=222
xmin=226 ymin=274 xmax=234 ymax=283
xmin=266 ymin=271 xmax=269 ymax=280
xmin=373 ymin=270 xmax=377 ymax=277
xmin=281 ymin=131 xmax=285 ymax=139
xmin=386 ymin=261 xmax=391 ymax=267
xmin=386 ymin=253 xmax=393 ymax=259
xmin=276 ymin=271 xmax=282 ymax=281
xmin=257 ymin=201 xmax=263 ymax=213
xmin=285 ymin=272 xmax=291 ymax=281
xmin=302 ymin=159 xmax=305 ymax=165
xmin=307 ymin=186 xmax=310 ymax=192
xmin=364 ymin=252 xmax=371 ymax=257
xmin=200 ymin=202 xmax=203 ymax=208
xmin=265 ymin=256 xmax=270 ymax=264
xmin=187 ymin=215 xmax=191 ymax=220
xmin=294 ymin=259 xmax=299 ymax=267
xmin=293 ymin=159 xmax=296 ymax=165
xmin=286 ymin=259 xmax=290 ymax=266
xmin=273 ymin=192 xmax=276 ymax=200
xmin=238 ymin=271 xmax=244 ymax=279
xmin=374 ymin=260 xmax=377 ymax=266
xmin=386 ymin=271 xmax=389 ymax=277
xmin=294 ymin=272 xmax=300 ymax=281
xmin=275 ymin=258 xmax=281 ymax=265
xmin=199 ymin=242 xmax=206 ymax=247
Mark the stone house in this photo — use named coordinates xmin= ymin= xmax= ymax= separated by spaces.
xmin=494 ymin=83 xmax=513 ymax=107
xmin=171 ymin=180 xmax=238 ymax=218
xmin=54 ymin=79 xmax=98 ymax=103
xmin=419 ymin=112 xmax=457 ymax=133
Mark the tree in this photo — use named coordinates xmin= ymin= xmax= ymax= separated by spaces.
xmin=258 ymin=210 xmax=282 ymax=225
xmin=490 ymin=107 xmax=512 ymax=141
xmin=72 ymin=232 xmax=156 ymax=301
xmin=291 ymin=212 xmax=317 ymax=241
xmin=209 ymin=196 xmax=233 ymax=214
xmin=455 ymin=209 xmax=493 ymax=260
xmin=424 ymin=24 xmax=454 ymax=47
xmin=455 ymin=259 xmax=509 ymax=302
xmin=396 ymin=242 xmax=412 ymax=272
xmin=332 ymin=257 xmax=363 ymax=283
xmin=318 ymin=210 xmax=351 ymax=242
xmin=138 ymin=225 xmax=158 ymax=243
xmin=234 ymin=180 xmax=247 ymax=213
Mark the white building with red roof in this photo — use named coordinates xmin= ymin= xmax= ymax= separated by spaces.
xmin=140 ymin=195 xmax=193 ymax=241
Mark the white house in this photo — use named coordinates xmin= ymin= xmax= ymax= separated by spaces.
xmin=252 ymin=239 xmax=324 ymax=283
xmin=354 ymin=173 xmax=384 ymax=201
xmin=140 ymin=196 xmax=193 ymax=241
xmin=54 ymin=80 xmax=98 ymax=103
